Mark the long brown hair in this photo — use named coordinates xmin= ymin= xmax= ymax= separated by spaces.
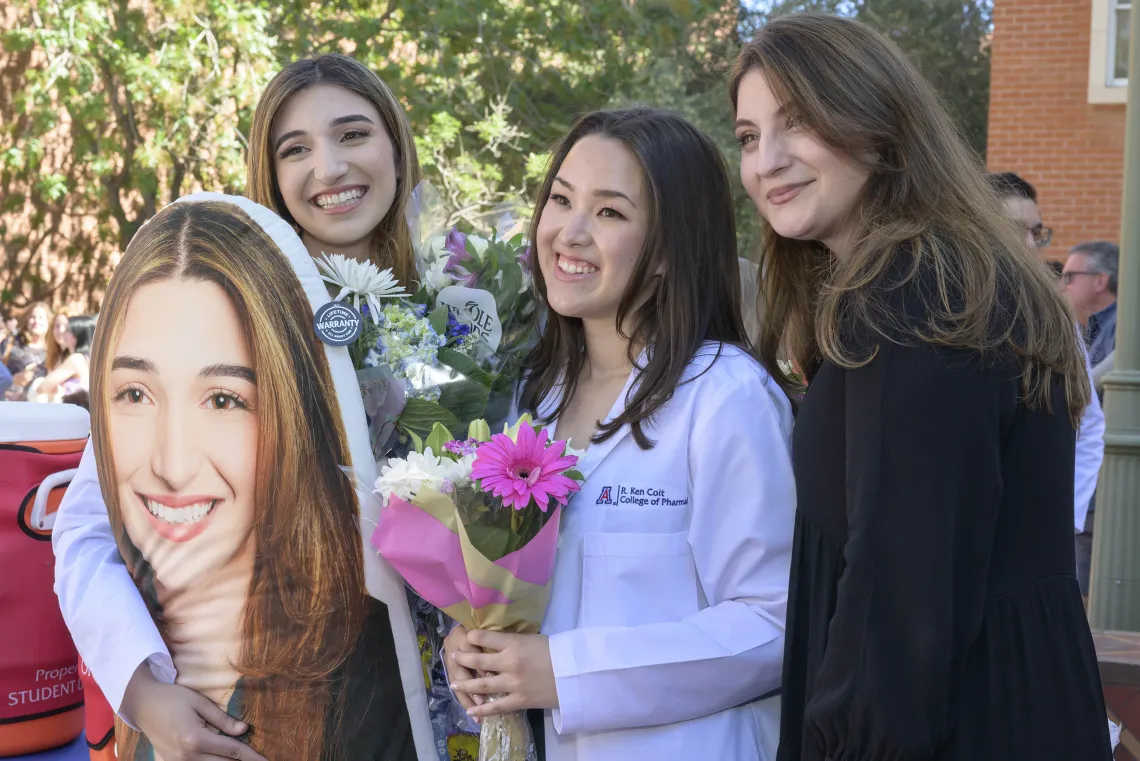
xmin=90 ymin=201 xmax=367 ymax=759
xmin=520 ymin=107 xmax=754 ymax=449
xmin=246 ymin=53 xmax=421 ymax=287
xmin=730 ymin=14 xmax=1090 ymax=423
xmin=45 ymin=310 xmax=71 ymax=371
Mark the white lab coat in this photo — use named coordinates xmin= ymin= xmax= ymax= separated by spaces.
xmin=536 ymin=343 xmax=794 ymax=761
xmin=1075 ymin=337 xmax=1105 ymax=533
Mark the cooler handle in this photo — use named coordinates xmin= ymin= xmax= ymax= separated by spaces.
xmin=30 ymin=468 xmax=78 ymax=532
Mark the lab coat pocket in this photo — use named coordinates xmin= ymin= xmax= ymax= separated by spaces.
xmin=580 ymin=530 xmax=701 ymax=628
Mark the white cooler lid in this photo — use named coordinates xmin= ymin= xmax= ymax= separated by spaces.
xmin=0 ymin=401 xmax=91 ymax=443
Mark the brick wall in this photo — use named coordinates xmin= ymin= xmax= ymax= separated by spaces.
xmin=987 ymin=0 xmax=1127 ymax=260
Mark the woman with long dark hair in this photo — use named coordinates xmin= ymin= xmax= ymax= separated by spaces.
xmin=731 ymin=14 xmax=1111 ymax=760
xmin=444 ymin=106 xmax=794 ymax=761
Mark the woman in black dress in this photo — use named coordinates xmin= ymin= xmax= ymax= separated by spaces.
xmin=730 ymin=14 xmax=1113 ymax=760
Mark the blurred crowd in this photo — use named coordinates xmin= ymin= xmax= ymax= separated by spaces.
xmin=1 ymin=302 xmax=95 ymax=409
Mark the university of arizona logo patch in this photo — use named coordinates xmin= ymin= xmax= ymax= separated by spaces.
xmin=596 ymin=486 xmax=614 ymax=505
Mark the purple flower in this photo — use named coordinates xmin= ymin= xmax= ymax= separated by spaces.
xmin=445 ymin=312 xmax=472 ymax=340
xmin=443 ymin=438 xmax=479 ymax=457
xmin=443 ymin=228 xmax=471 ymax=270
xmin=442 ymin=228 xmax=480 ymax=287
xmin=519 ymin=244 xmax=533 ymax=271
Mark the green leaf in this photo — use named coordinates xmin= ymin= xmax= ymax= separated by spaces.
xmin=399 ymin=398 xmax=463 ymax=436
xmin=424 ymin=422 xmax=455 ymax=457
xmin=464 ymin=522 xmax=513 ymax=562
xmin=407 ymin=429 xmax=425 ymax=454
xmin=438 ymin=346 xmax=496 ymax=388
xmin=438 ymin=378 xmax=491 ymax=430
xmin=429 ymin=305 xmax=449 ymax=335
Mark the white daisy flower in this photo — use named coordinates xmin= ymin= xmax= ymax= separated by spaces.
xmin=315 ymin=252 xmax=407 ymax=322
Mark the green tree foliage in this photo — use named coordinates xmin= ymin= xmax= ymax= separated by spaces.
xmin=1 ymin=0 xmax=990 ymax=311
xmin=1 ymin=0 xmax=742 ymax=310
xmin=761 ymin=0 xmax=993 ymax=153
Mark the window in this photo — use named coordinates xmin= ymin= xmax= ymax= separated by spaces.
xmin=1090 ymin=0 xmax=1129 ymax=103
xmin=1110 ymin=0 xmax=1131 ymax=86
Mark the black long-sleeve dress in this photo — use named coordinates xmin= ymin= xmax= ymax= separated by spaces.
xmin=777 ymin=285 xmax=1113 ymax=760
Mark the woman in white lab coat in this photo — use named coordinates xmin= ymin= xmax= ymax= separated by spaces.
xmin=445 ymin=107 xmax=795 ymax=761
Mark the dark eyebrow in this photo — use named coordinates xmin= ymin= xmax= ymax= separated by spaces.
xmin=553 ymin=176 xmax=637 ymax=208
xmin=274 ymin=130 xmax=304 ymax=152
xmin=112 ymin=356 xmax=156 ymax=373
xmin=733 ymin=118 xmax=758 ymax=130
xmin=274 ymin=114 xmax=376 ymax=152
xmin=330 ymin=114 xmax=374 ymax=128
xmin=200 ymin=363 xmax=256 ymax=385
xmin=595 ymin=189 xmax=636 ymax=207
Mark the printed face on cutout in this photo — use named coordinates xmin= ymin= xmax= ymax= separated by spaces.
xmin=272 ymin=83 xmax=400 ymax=257
xmin=536 ymin=135 xmax=650 ymax=324
xmin=735 ymin=69 xmax=870 ymax=254
xmin=109 ymin=277 xmax=258 ymax=593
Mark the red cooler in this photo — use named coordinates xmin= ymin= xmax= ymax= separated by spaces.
xmin=0 ymin=402 xmax=88 ymax=756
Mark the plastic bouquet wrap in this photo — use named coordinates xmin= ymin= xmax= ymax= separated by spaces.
xmin=315 ymin=183 xmax=536 ymax=464
xmin=317 ymin=184 xmax=539 ymax=760
xmin=371 ymin=416 xmax=583 ymax=761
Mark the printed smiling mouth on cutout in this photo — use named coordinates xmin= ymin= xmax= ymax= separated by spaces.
xmin=137 ymin=491 xmax=221 ymax=543
xmin=141 ymin=494 xmax=217 ymax=525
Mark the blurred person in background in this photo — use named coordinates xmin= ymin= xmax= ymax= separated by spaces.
xmin=988 ymin=172 xmax=1107 ymax=601
xmin=987 ymin=172 xmax=1053 ymax=251
xmin=46 ymin=311 xmax=73 ymax=374
xmin=2 ymin=301 xmax=52 ymax=400
xmin=1062 ymin=241 xmax=1118 ymax=397
xmin=1062 ymin=240 xmax=1119 ymax=599
xmin=0 ymin=360 xmax=11 ymax=398
xmin=31 ymin=314 xmax=96 ymax=403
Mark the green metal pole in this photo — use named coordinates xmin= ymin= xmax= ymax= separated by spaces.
xmin=1088 ymin=4 xmax=1140 ymax=631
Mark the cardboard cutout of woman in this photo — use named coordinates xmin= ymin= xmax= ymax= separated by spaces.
xmin=89 ymin=194 xmax=420 ymax=760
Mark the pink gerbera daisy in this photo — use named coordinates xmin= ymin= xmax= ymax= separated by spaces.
xmin=471 ymin=422 xmax=580 ymax=511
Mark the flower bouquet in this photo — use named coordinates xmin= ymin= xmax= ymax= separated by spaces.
xmin=372 ymin=416 xmax=583 ymax=761
xmin=314 ymin=190 xmax=537 ymax=460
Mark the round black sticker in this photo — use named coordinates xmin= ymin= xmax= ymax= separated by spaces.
xmin=313 ymin=301 xmax=363 ymax=346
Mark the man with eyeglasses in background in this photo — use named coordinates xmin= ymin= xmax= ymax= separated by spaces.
xmin=1061 ymin=241 xmax=1119 ymax=396
xmin=988 ymin=171 xmax=1107 ymax=603
xmin=988 ymin=172 xmax=1055 ymax=251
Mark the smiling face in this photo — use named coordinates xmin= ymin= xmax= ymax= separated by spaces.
xmin=535 ymin=135 xmax=650 ymax=324
xmin=25 ymin=305 xmax=50 ymax=341
xmin=735 ymin=69 xmax=870 ymax=255
xmin=272 ymin=83 xmax=399 ymax=259
xmin=109 ymin=277 xmax=258 ymax=593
